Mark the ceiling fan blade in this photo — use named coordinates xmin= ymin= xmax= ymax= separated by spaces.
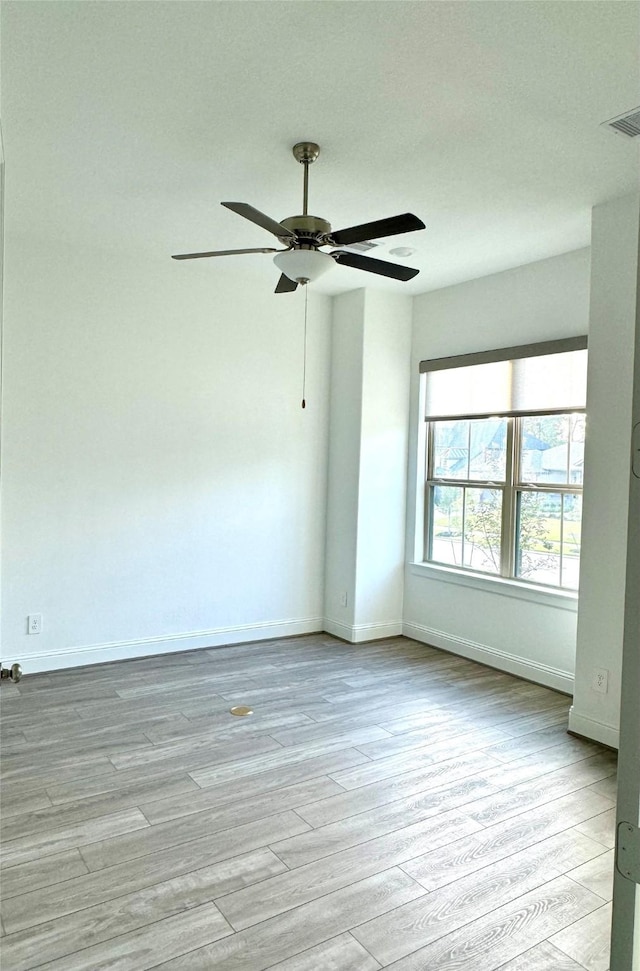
xmin=330 ymin=213 xmax=425 ymax=247
xmin=332 ymin=251 xmax=419 ymax=281
xmin=221 ymin=202 xmax=297 ymax=240
xmin=275 ymin=273 xmax=298 ymax=293
xmin=172 ymin=247 xmax=279 ymax=260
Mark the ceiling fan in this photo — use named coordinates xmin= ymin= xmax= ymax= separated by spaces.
xmin=172 ymin=142 xmax=425 ymax=293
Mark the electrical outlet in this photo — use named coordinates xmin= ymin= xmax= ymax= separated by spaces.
xmin=28 ymin=613 xmax=42 ymax=635
xmin=592 ymin=667 xmax=608 ymax=694
xmin=340 ymin=591 xmax=348 ymax=607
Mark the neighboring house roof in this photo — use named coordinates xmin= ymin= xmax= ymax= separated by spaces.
xmin=436 ymin=420 xmax=552 ymax=476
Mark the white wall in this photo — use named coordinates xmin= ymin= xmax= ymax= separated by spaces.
xmin=323 ymin=290 xmax=365 ymax=633
xmin=609 ymin=196 xmax=640 ymax=971
xmin=324 ymin=289 xmax=411 ymax=642
xmin=570 ymin=194 xmax=640 ymax=748
xmin=1 ymin=235 xmax=331 ymax=671
xmin=5 ymin=222 xmax=633 ymax=730
xmin=403 ymin=249 xmax=591 ymax=693
xmin=354 ymin=291 xmax=411 ymax=633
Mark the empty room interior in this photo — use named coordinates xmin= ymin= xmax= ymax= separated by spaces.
xmin=1 ymin=2 xmax=639 ymax=970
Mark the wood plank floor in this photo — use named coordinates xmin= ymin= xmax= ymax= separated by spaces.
xmin=0 ymin=634 xmax=616 ymax=970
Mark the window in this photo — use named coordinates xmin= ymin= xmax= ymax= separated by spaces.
xmin=421 ymin=338 xmax=588 ymax=591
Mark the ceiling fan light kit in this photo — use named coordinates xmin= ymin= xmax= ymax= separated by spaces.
xmin=273 ymin=247 xmax=335 ymax=284
xmin=172 ymin=142 xmax=426 ymax=292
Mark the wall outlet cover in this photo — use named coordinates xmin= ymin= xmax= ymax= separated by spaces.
xmin=592 ymin=667 xmax=609 ymax=694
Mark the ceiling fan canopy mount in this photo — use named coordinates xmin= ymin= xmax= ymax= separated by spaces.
xmin=291 ymin=141 xmax=321 ymax=165
xmin=278 ymin=214 xmax=332 ymax=245
xmin=172 ymin=142 xmax=425 ymax=292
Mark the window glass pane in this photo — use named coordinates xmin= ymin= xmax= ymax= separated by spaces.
xmin=561 ymin=493 xmax=582 ymax=589
xmin=432 ymin=418 xmax=507 ymax=481
xmin=515 ymin=491 xmax=562 ymax=586
xmin=426 ymin=412 xmax=584 ymax=588
xmin=468 ymin=418 xmax=508 ymax=480
xmin=430 ymin=485 xmax=464 ymax=566
xmin=463 ymin=487 xmax=502 ymax=575
xmin=519 ymin=414 xmax=582 ymax=485
xmin=568 ymin=415 xmax=585 ymax=487
xmin=432 ymin=421 xmax=470 ymax=480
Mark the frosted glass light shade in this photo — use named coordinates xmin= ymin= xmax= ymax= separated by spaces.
xmin=273 ymin=249 xmax=335 ymax=283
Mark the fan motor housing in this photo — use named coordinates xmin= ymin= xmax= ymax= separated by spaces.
xmin=279 ymin=214 xmax=331 ymax=245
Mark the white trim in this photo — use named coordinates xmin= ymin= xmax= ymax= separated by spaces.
xmin=568 ymin=707 xmax=619 ymax=750
xmin=323 ymin=619 xmax=403 ymax=644
xmin=408 ymin=562 xmax=579 ymax=612
xmin=351 ymin=621 xmax=403 ymax=643
xmin=322 ymin=619 xmax=356 ymax=642
xmin=403 ymin=620 xmax=574 ymax=694
xmin=10 ymin=616 xmax=409 ymax=673
xmin=8 ymin=617 xmax=325 ymax=674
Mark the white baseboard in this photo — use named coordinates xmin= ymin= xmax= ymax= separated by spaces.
xmin=8 ymin=617 xmax=579 ymax=709
xmin=402 ymin=620 xmax=574 ymax=695
xmin=9 ymin=617 xmax=325 ymax=674
xmin=568 ymin=707 xmax=619 ymax=749
xmin=323 ymin=619 xmax=403 ymax=644
xmin=322 ymin=619 xmax=354 ymax=642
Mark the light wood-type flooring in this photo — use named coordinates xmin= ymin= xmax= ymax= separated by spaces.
xmin=0 ymin=634 xmax=617 ymax=971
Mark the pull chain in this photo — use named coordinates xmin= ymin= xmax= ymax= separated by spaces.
xmin=301 ymin=285 xmax=308 ymax=409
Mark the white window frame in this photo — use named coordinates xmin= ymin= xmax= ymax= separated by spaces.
xmin=423 ymin=411 xmax=585 ymax=590
xmin=416 ymin=337 xmax=588 ymax=595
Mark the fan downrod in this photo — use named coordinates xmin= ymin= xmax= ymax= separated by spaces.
xmin=292 ymin=142 xmax=320 ymax=165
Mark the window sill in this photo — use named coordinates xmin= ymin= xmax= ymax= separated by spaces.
xmin=408 ymin=561 xmax=579 ymax=611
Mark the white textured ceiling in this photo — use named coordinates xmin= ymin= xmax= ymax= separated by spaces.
xmin=2 ymin=1 xmax=639 ymax=295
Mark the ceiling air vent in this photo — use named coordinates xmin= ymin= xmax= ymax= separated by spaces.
xmin=346 ymin=241 xmax=378 ymax=252
xmin=601 ymin=107 xmax=640 ymax=139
